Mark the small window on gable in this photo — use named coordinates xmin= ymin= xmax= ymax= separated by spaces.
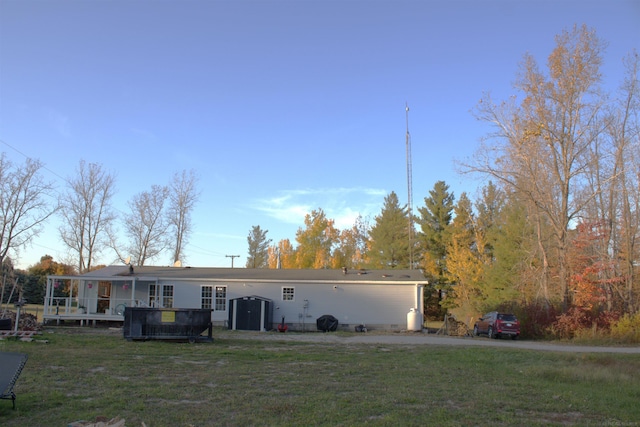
xmin=282 ymin=287 xmax=295 ymax=301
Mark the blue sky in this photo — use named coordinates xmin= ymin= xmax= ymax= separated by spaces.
xmin=1 ymin=0 xmax=638 ymax=270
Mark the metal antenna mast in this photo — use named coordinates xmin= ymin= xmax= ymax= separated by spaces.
xmin=405 ymin=103 xmax=414 ymax=269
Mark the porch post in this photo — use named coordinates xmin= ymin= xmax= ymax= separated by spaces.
xmin=131 ymin=278 xmax=136 ymax=307
xmin=66 ymin=279 xmax=73 ymax=315
xmin=44 ymin=278 xmax=51 ymax=316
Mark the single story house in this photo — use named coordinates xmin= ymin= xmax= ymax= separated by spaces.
xmin=44 ymin=266 xmax=426 ymax=331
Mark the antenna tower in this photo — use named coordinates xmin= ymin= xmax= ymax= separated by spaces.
xmin=405 ymin=103 xmax=414 ymax=269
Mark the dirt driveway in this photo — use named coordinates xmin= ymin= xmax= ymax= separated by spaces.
xmin=56 ymin=326 xmax=639 ymax=354
xmin=219 ymin=329 xmax=640 ymax=354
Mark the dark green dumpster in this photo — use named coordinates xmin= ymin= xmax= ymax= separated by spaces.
xmin=123 ymin=307 xmax=213 ymax=343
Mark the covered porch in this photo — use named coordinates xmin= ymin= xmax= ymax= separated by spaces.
xmin=43 ymin=274 xmax=158 ymax=325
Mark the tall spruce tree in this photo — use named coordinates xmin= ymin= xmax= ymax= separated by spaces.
xmin=368 ymin=192 xmax=411 ymax=269
xmin=480 ymin=192 xmax=531 ymax=309
xmin=417 ymin=181 xmax=454 ymax=318
xmin=418 ymin=181 xmax=454 ymax=281
xmin=474 ymin=181 xmax=504 ymax=260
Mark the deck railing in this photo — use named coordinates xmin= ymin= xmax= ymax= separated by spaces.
xmin=44 ymin=297 xmax=149 ymax=317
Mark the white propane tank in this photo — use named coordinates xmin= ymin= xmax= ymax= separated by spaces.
xmin=407 ymin=308 xmax=423 ymax=331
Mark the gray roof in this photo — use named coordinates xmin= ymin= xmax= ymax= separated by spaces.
xmin=76 ymin=265 xmax=427 ymax=284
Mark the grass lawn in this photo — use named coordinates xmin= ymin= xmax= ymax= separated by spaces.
xmin=1 ymin=327 xmax=639 ymax=426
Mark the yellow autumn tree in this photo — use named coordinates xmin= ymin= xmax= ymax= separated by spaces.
xmin=445 ymin=193 xmax=485 ymax=321
xmin=331 ymin=215 xmax=369 ymax=269
xmin=294 ymin=209 xmax=339 ymax=269
xmin=268 ymin=238 xmax=296 ymax=269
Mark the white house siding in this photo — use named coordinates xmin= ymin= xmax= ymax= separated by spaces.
xmin=266 ymin=283 xmax=417 ymax=331
xmin=161 ymin=280 xmax=422 ymax=331
xmin=132 ymin=283 xmax=152 ymax=307
xmin=46 ymin=267 xmax=426 ymax=331
xmin=168 ymin=281 xmax=200 ymax=308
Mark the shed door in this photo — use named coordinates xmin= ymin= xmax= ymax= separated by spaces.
xmin=236 ymin=298 xmax=262 ymax=331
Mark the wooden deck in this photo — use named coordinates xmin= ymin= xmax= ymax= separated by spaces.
xmin=43 ymin=313 xmax=125 ymax=326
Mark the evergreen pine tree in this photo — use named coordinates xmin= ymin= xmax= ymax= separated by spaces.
xmin=417 ymin=181 xmax=454 ymax=318
xmin=368 ymin=192 xmax=411 ymax=268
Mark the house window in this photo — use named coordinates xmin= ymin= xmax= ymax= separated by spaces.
xmin=149 ymin=284 xmax=159 ymax=307
xmin=215 ymin=286 xmax=227 ymax=311
xmin=149 ymin=284 xmax=174 ymax=308
xmin=201 ymin=286 xmax=213 ymax=309
xmin=282 ymin=287 xmax=295 ymax=301
xmin=162 ymin=285 xmax=174 ymax=308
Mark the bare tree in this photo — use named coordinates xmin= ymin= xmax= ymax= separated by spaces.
xmin=0 ymin=153 xmax=57 ymax=267
xmin=123 ymin=185 xmax=170 ymax=266
xmin=59 ymin=160 xmax=116 ymax=273
xmin=606 ymin=52 xmax=640 ymax=313
xmin=167 ymin=169 xmax=199 ymax=264
xmin=463 ymin=25 xmax=609 ymax=310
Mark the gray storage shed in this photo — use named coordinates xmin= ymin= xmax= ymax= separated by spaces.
xmin=228 ymin=295 xmax=273 ymax=331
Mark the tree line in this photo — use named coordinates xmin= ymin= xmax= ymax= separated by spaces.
xmin=246 ymin=26 xmax=640 ymax=335
xmin=2 ymin=25 xmax=639 ymax=338
xmin=1 ymin=153 xmax=200 ymax=308
xmin=0 ymin=155 xmax=199 ymax=273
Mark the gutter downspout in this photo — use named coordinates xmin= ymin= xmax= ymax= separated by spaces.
xmin=416 ymin=284 xmax=424 ymax=328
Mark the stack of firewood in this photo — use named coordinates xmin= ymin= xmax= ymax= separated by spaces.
xmin=445 ymin=316 xmax=471 ymax=337
xmin=0 ymin=310 xmax=41 ymax=331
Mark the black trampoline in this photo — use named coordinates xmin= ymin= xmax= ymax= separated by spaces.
xmin=0 ymin=352 xmax=28 ymax=410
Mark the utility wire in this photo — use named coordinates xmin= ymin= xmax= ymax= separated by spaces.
xmin=0 ymin=138 xmax=69 ymax=183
